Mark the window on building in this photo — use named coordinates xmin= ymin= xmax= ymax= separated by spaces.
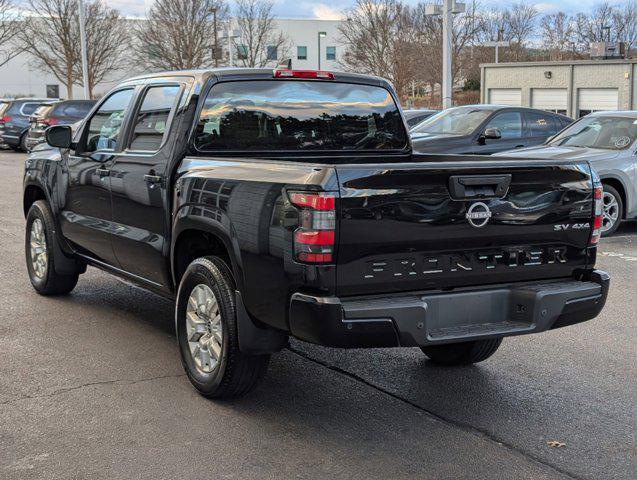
xmin=129 ymin=85 xmax=181 ymax=151
xmin=326 ymin=46 xmax=336 ymax=60
xmin=237 ymin=44 xmax=248 ymax=60
xmin=46 ymin=85 xmax=59 ymax=99
xmin=297 ymin=46 xmax=307 ymax=60
xmin=267 ymin=46 xmax=278 ymax=61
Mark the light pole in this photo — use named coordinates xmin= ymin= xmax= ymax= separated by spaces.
xmin=425 ymin=1 xmax=465 ymax=109
xmin=78 ymin=0 xmax=90 ymax=99
xmin=483 ymin=41 xmax=510 ymax=63
xmin=318 ymin=31 xmax=326 ymax=70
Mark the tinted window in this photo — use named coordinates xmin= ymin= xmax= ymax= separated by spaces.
xmin=485 ymin=112 xmax=522 ymax=139
xmin=326 ymin=46 xmax=336 ymax=60
xmin=297 ymin=46 xmax=307 ymax=60
xmin=21 ymin=103 xmax=40 ymax=115
xmin=129 ymin=85 xmax=180 ymax=151
xmin=54 ymin=102 xmax=94 ymax=118
xmin=84 ymin=89 xmax=134 ymax=152
xmin=194 ymin=80 xmax=408 ymax=152
xmin=526 ymin=112 xmax=558 ymax=137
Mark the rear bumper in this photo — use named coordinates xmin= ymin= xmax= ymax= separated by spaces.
xmin=289 ymin=270 xmax=610 ymax=348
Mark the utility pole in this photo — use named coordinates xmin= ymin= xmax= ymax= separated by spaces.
xmin=78 ymin=0 xmax=90 ymax=99
xmin=213 ymin=8 xmax=218 ymax=68
xmin=425 ymin=1 xmax=465 ymax=109
xmin=318 ymin=31 xmax=327 ymax=70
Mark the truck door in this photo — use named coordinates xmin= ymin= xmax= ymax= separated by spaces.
xmin=109 ymin=81 xmax=186 ymax=289
xmin=59 ymin=88 xmax=137 ymax=266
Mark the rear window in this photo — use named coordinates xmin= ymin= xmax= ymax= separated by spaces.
xmin=194 ymin=80 xmax=408 ymax=152
xmin=21 ymin=103 xmax=40 ymax=115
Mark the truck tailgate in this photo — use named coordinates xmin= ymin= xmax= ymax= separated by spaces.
xmin=335 ymin=157 xmax=594 ymax=297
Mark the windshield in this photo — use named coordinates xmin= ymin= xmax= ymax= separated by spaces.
xmin=549 ymin=116 xmax=637 ymax=150
xmin=410 ymin=107 xmax=492 ymax=136
xmin=194 ymin=80 xmax=408 ymax=152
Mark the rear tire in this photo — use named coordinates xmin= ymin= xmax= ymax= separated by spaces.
xmin=25 ymin=200 xmax=79 ymax=295
xmin=420 ymin=338 xmax=502 ymax=366
xmin=600 ymin=184 xmax=622 ymax=237
xmin=176 ymin=256 xmax=270 ymax=399
xmin=19 ymin=132 xmax=28 ymax=153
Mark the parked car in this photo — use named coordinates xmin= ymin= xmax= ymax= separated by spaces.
xmin=410 ymin=105 xmax=572 ymax=155
xmin=26 ymin=99 xmax=96 ymax=151
xmin=0 ymin=98 xmax=53 ymax=151
xmin=403 ymin=109 xmax=437 ymax=128
xmin=494 ymin=111 xmax=637 ymax=235
xmin=23 ymin=68 xmax=609 ymax=399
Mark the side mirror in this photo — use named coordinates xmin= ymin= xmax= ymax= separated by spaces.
xmin=483 ymin=128 xmax=502 ymax=140
xmin=45 ymin=125 xmax=72 ymax=149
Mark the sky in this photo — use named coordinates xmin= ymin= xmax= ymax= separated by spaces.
xmin=13 ymin=0 xmax=612 ymax=19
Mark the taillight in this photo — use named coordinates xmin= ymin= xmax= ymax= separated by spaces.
xmin=274 ymin=69 xmax=334 ymax=80
xmin=0 ymin=115 xmax=11 ymax=123
xmin=289 ymin=191 xmax=336 ymax=263
xmin=590 ymin=184 xmax=603 ymax=245
xmin=43 ymin=118 xmax=58 ymax=126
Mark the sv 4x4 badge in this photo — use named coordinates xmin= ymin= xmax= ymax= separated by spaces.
xmin=554 ymin=223 xmax=591 ymax=231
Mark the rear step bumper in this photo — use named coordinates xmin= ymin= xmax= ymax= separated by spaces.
xmin=289 ymin=270 xmax=610 ymax=348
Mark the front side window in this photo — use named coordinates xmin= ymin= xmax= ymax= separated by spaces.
xmin=193 ymin=80 xmax=408 ymax=152
xmin=549 ymin=115 xmax=637 ymax=150
xmin=129 ymin=85 xmax=181 ymax=151
xmin=326 ymin=46 xmax=336 ymax=60
xmin=266 ymin=46 xmax=277 ymax=60
xmin=297 ymin=46 xmax=307 ymax=60
xmin=485 ymin=112 xmax=522 ymax=139
xmin=84 ymin=89 xmax=134 ymax=152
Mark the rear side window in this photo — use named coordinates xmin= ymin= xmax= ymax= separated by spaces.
xmin=53 ymin=102 xmax=94 ymax=118
xmin=526 ymin=112 xmax=558 ymax=137
xmin=194 ymin=80 xmax=408 ymax=152
xmin=128 ymin=85 xmax=181 ymax=151
xmin=21 ymin=103 xmax=40 ymax=115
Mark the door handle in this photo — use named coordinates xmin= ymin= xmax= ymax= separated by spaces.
xmin=514 ymin=144 xmax=524 ymax=148
xmin=96 ymin=167 xmax=110 ymax=177
xmin=144 ymin=174 xmax=162 ymax=184
xmin=448 ymin=174 xmax=512 ymax=199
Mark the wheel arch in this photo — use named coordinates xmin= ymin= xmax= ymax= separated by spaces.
xmin=171 ymin=215 xmax=246 ymax=295
xmin=23 ymin=182 xmax=48 ymax=218
xmin=599 ymin=175 xmax=627 ymax=219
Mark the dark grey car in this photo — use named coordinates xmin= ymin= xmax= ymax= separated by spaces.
xmin=0 ymin=98 xmax=52 ymax=151
xmin=26 ymin=99 xmax=96 ymax=151
xmin=495 ymin=111 xmax=637 ymax=235
xmin=410 ymin=105 xmax=572 ymax=155
xmin=403 ymin=109 xmax=437 ymax=128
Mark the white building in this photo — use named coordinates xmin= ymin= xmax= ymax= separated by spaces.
xmin=0 ymin=18 xmax=345 ymax=99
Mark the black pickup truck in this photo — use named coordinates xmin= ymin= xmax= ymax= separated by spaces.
xmin=23 ymin=68 xmax=609 ymax=398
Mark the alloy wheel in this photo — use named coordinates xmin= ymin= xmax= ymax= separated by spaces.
xmin=185 ymin=284 xmax=223 ymax=374
xmin=601 ymin=191 xmax=619 ymax=233
xmin=29 ymin=218 xmax=48 ymax=279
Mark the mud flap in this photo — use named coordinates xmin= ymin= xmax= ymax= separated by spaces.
xmin=236 ymin=290 xmax=288 ymax=355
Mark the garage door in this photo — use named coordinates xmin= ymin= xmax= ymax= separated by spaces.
xmin=531 ymin=89 xmax=567 ymax=115
xmin=489 ymin=89 xmax=521 ymax=106
xmin=578 ymin=88 xmax=618 ymax=117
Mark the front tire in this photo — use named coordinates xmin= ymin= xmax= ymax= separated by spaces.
xmin=25 ymin=200 xmax=79 ymax=295
xmin=176 ymin=256 xmax=270 ymax=399
xmin=421 ymin=338 xmax=502 ymax=366
xmin=600 ymin=184 xmax=622 ymax=237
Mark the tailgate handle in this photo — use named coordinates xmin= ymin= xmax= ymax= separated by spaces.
xmin=448 ymin=174 xmax=512 ymax=199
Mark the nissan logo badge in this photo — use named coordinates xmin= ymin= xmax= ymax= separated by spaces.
xmin=466 ymin=202 xmax=492 ymax=228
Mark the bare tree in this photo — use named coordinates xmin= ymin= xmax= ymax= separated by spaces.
xmin=77 ymin=1 xmax=129 ymax=98
xmin=478 ymin=3 xmax=538 ymax=61
xmin=339 ymin=0 xmax=417 ymax=101
xmin=134 ymin=0 xmax=228 ymax=71
xmin=18 ymin=0 xmax=79 ymax=98
xmin=234 ymin=0 xmax=290 ymax=68
xmin=541 ymin=12 xmax=577 ymax=61
xmin=574 ymin=3 xmax=616 ymax=49
xmin=0 ymin=0 xmax=22 ymax=68
xmin=613 ymin=1 xmax=637 ymax=56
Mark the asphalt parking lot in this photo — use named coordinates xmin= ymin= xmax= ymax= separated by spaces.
xmin=0 ymin=151 xmax=635 ymax=480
